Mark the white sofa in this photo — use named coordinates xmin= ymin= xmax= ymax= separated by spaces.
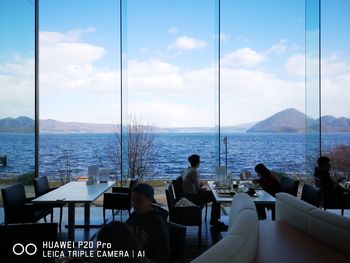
xmin=191 ymin=193 xmax=259 ymax=263
xmin=192 ymin=192 xmax=350 ymax=263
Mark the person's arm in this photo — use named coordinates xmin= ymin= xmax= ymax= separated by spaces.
xmin=190 ymin=169 xmax=201 ymax=192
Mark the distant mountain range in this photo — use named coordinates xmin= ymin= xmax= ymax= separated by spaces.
xmin=247 ymin=108 xmax=350 ymax=133
xmin=1 ymin=109 xmax=350 ymax=133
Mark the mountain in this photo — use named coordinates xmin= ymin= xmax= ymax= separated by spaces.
xmin=2 ymin=111 xmax=350 ymax=133
xmin=247 ymin=108 xmax=316 ymax=133
xmin=247 ymin=108 xmax=350 ymax=133
xmin=40 ymin=119 xmax=118 ymax=133
xmin=320 ymin=115 xmax=350 ymax=132
xmin=0 ymin=116 xmax=34 ymax=132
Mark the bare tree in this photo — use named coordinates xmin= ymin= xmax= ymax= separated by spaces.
xmin=107 ymin=115 xmax=157 ymax=182
xmin=325 ymin=144 xmax=350 ymax=180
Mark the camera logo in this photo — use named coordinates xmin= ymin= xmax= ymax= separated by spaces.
xmin=12 ymin=243 xmax=37 ymax=256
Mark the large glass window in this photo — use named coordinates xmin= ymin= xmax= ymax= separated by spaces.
xmin=0 ymin=0 xmax=35 ymax=198
xmin=321 ymin=0 xmax=350 ymax=178
xmin=124 ymin=0 xmax=218 ymax=180
xmin=220 ymin=0 xmax=307 ymax=176
xmin=39 ymin=0 xmax=121 ymax=182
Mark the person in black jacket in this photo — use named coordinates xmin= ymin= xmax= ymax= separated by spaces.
xmin=126 ymin=183 xmax=170 ymax=263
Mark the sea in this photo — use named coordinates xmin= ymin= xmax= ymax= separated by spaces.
xmin=1 ymin=132 xmax=350 ymax=180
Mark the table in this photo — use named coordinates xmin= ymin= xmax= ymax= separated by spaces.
xmin=32 ymin=181 xmax=114 ymax=240
xmin=207 ymin=181 xmax=275 ymax=205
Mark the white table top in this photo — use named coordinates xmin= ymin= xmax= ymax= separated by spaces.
xmin=207 ymin=181 xmax=275 ymax=205
xmin=32 ymin=181 xmax=115 ymax=203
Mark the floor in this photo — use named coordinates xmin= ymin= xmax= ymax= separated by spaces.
xmin=0 ymin=205 xmax=349 ymax=263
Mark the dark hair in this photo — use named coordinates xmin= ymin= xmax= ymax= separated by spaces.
xmin=188 ymin=154 xmax=200 ymax=167
xmin=133 ymin=183 xmax=154 ymax=200
xmin=317 ymin=156 xmax=330 ymax=167
xmin=97 ymin=221 xmax=138 ymax=263
xmin=255 ymin=163 xmax=271 ymax=177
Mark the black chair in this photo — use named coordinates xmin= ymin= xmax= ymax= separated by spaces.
xmin=33 ymin=176 xmax=64 ymax=230
xmin=168 ymin=221 xmax=186 ymax=263
xmin=103 ymin=178 xmax=138 ymax=222
xmin=301 ymin=184 xmax=322 ymax=207
xmin=0 ymin=223 xmax=57 ymax=263
xmin=1 ymin=184 xmax=53 ymax=225
xmin=314 ymin=176 xmax=349 ymax=215
xmin=280 ymin=176 xmax=299 ymax=197
xmin=165 ymin=184 xmax=202 ymax=242
xmin=172 ymin=175 xmax=208 ymax=221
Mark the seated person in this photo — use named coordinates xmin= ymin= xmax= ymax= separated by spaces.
xmin=314 ymin=156 xmax=350 ymax=203
xmin=253 ymin=163 xmax=281 ymax=197
xmin=126 ymin=183 xmax=170 ymax=263
xmin=97 ymin=221 xmax=139 ymax=263
xmin=253 ymin=163 xmax=281 ymax=220
xmin=182 ymin=154 xmax=227 ymax=230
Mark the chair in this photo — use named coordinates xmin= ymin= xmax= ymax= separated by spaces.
xmin=103 ymin=178 xmax=138 ymax=222
xmin=301 ymin=184 xmax=322 ymax=207
xmin=165 ymin=184 xmax=202 ymax=241
xmin=168 ymin=221 xmax=186 ymax=263
xmin=172 ymin=175 xmax=207 ymax=221
xmin=314 ymin=176 xmax=349 ymax=215
xmin=280 ymin=176 xmax=299 ymax=197
xmin=33 ymin=176 xmax=64 ymax=230
xmin=0 ymin=223 xmax=57 ymax=262
xmin=1 ymin=184 xmax=52 ymax=225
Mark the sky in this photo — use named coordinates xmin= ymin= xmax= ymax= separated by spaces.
xmin=1 ymin=0 xmax=350 ymax=127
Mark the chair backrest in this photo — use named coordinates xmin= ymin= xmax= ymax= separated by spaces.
xmin=0 ymin=223 xmax=57 ymax=262
xmin=1 ymin=184 xmax=26 ymax=207
xmin=1 ymin=184 xmax=27 ymax=225
xmin=301 ymin=184 xmax=322 ymax=207
xmin=280 ymin=176 xmax=299 ymax=196
xmin=165 ymin=184 xmax=176 ymax=211
xmin=33 ymin=176 xmax=50 ymax=196
xmin=172 ymin=176 xmax=183 ymax=200
xmin=168 ymin=221 xmax=186 ymax=262
xmin=88 ymin=165 xmax=100 ymax=176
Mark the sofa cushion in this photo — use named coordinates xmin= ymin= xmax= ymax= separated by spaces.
xmin=229 ymin=193 xmax=256 ymax=230
xmin=275 ymin=192 xmax=315 ymax=233
xmin=308 ymin=208 xmax=350 ymax=254
xmin=228 ymin=209 xmax=259 ymax=262
xmin=191 ymin=234 xmax=251 ymax=263
xmin=255 ymin=221 xmax=349 ymax=263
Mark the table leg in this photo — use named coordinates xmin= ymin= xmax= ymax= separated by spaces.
xmin=68 ymin=203 xmax=75 ymax=241
xmin=84 ymin=203 xmax=90 ymax=228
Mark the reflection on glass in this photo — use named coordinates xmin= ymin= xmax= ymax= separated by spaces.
xmin=306 ymin=0 xmax=320 ymax=175
xmin=0 ymin=0 xmax=35 ymax=197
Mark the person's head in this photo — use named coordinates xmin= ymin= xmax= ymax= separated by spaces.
xmin=317 ymin=156 xmax=331 ymax=170
xmin=188 ymin=154 xmax=200 ymax=168
xmin=255 ymin=163 xmax=271 ymax=177
xmin=131 ymin=183 xmax=154 ymax=214
xmin=97 ymin=221 xmax=138 ymax=263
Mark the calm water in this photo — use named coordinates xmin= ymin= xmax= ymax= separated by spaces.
xmin=1 ymin=132 xmax=350 ymax=179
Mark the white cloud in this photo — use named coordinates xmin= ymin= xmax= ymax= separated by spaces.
xmin=168 ymin=27 xmax=178 ymax=34
xmin=221 ymin=48 xmax=265 ymax=67
xmin=264 ymin=39 xmax=288 ymax=55
xmin=284 ymin=53 xmax=305 ymax=76
xmin=168 ymin=36 xmax=208 ymax=50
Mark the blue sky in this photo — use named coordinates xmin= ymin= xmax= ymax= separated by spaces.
xmin=1 ymin=0 xmax=350 ymax=126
